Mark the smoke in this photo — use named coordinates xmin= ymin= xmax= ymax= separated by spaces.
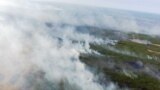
xmin=0 ymin=0 xmax=159 ymax=90
xmin=0 ymin=0 xmax=120 ymax=90
xmin=15 ymin=0 xmax=160 ymax=36
xmin=32 ymin=1 xmax=160 ymax=36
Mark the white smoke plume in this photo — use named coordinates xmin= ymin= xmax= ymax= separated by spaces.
xmin=0 ymin=0 xmax=159 ymax=90
xmin=3 ymin=0 xmax=158 ymax=36
xmin=0 ymin=0 xmax=119 ymax=90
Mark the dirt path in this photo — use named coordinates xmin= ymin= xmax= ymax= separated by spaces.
xmin=148 ymin=49 xmax=160 ymax=55
xmin=151 ymin=44 xmax=160 ymax=47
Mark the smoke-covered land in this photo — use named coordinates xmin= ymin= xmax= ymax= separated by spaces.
xmin=0 ymin=0 xmax=160 ymax=90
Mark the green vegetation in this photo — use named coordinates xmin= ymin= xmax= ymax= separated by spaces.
xmin=115 ymin=40 xmax=160 ymax=58
xmin=90 ymin=43 xmax=160 ymax=68
xmin=90 ymin=44 xmax=138 ymax=62
xmin=80 ymin=43 xmax=160 ymax=90
xmin=79 ymin=31 xmax=160 ymax=90
xmin=104 ymin=69 xmax=160 ymax=90
xmin=128 ymin=33 xmax=160 ymax=44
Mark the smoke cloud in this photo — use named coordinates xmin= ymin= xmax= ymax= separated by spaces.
xmin=0 ymin=0 xmax=159 ymax=90
xmin=0 ymin=0 xmax=119 ymax=90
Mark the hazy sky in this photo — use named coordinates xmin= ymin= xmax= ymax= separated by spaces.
xmin=51 ymin=0 xmax=160 ymax=14
xmin=0 ymin=0 xmax=160 ymax=14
